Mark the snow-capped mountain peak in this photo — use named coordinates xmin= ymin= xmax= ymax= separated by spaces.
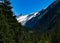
xmin=17 ymin=12 xmax=40 ymax=26
xmin=17 ymin=15 xmax=28 ymax=23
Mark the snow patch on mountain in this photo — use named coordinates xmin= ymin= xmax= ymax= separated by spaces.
xmin=17 ymin=15 xmax=28 ymax=22
xmin=17 ymin=12 xmax=39 ymax=25
xmin=28 ymin=12 xmax=39 ymax=20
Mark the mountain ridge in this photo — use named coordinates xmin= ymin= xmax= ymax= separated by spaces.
xmin=17 ymin=9 xmax=46 ymax=28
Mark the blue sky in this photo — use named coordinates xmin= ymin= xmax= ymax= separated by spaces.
xmin=11 ymin=0 xmax=54 ymax=16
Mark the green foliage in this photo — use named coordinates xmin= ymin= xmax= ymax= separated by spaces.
xmin=0 ymin=0 xmax=21 ymax=43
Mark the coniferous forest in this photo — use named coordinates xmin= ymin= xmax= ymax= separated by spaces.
xmin=0 ymin=0 xmax=60 ymax=43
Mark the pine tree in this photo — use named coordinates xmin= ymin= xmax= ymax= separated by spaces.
xmin=0 ymin=0 xmax=22 ymax=43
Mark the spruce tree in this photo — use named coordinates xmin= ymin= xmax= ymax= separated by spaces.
xmin=0 ymin=0 xmax=22 ymax=43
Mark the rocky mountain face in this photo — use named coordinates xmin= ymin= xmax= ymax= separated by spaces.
xmin=16 ymin=1 xmax=60 ymax=43
xmin=17 ymin=9 xmax=46 ymax=28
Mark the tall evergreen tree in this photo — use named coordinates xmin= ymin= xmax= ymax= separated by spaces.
xmin=0 ymin=0 xmax=22 ymax=43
